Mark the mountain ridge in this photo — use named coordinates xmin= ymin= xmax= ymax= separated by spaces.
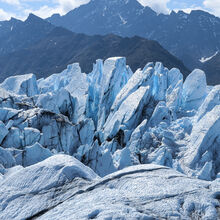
xmin=0 ymin=13 xmax=54 ymax=55
xmin=0 ymin=25 xmax=189 ymax=82
xmin=0 ymin=5 xmax=218 ymax=84
xmin=47 ymin=0 xmax=220 ymax=75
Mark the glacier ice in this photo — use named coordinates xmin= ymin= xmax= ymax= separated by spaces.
xmin=86 ymin=57 xmax=132 ymax=129
xmin=0 ymin=56 xmax=219 ymax=218
xmin=38 ymin=63 xmax=88 ymax=121
xmin=166 ymin=68 xmax=183 ymax=112
xmin=197 ymin=85 xmax=220 ymax=121
xmin=23 ymin=127 xmax=41 ymax=146
xmin=22 ymin=142 xmax=53 ymax=167
xmin=182 ymin=69 xmax=207 ymax=111
xmin=103 ymin=85 xmax=150 ymax=141
xmin=0 ymin=121 xmax=8 ymax=144
xmin=0 ymin=57 xmax=219 ymax=179
xmin=152 ymin=62 xmax=169 ymax=101
xmin=0 ymin=147 xmax=16 ymax=169
xmin=0 ymin=73 xmax=39 ymax=97
xmin=183 ymin=105 xmax=220 ymax=180
xmin=147 ymin=101 xmax=171 ymax=128
xmin=36 ymin=88 xmax=78 ymax=123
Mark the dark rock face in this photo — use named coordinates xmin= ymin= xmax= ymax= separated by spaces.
xmin=47 ymin=0 xmax=220 ymax=84
xmin=202 ymin=52 xmax=220 ymax=85
xmin=0 ymin=25 xmax=189 ymax=82
xmin=0 ymin=0 xmax=219 ymax=84
xmin=0 ymin=14 xmax=54 ymax=55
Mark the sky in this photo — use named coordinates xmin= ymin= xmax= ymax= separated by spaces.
xmin=0 ymin=0 xmax=219 ymax=21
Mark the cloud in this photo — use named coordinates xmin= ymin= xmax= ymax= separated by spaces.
xmin=56 ymin=0 xmax=89 ymax=14
xmin=173 ymin=6 xmax=204 ymax=14
xmin=203 ymin=0 xmax=220 ymax=16
xmin=24 ymin=5 xmax=61 ymax=19
xmin=0 ymin=0 xmax=20 ymax=6
xmin=0 ymin=8 xmax=16 ymax=20
xmin=22 ymin=0 xmax=90 ymax=19
xmin=0 ymin=0 xmax=219 ymax=22
xmin=138 ymin=0 xmax=170 ymax=14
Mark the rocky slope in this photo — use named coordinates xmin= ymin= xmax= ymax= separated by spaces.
xmin=0 ymin=14 xmax=54 ymax=55
xmin=47 ymin=0 xmax=220 ymax=74
xmin=0 ymin=57 xmax=219 ymax=219
xmin=0 ymin=23 xmax=189 ymax=82
xmin=202 ymin=52 xmax=220 ymax=85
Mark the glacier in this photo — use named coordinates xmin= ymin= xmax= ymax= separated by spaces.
xmin=0 ymin=56 xmax=219 ymax=219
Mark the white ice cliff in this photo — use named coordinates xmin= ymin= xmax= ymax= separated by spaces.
xmin=0 ymin=57 xmax=219 ymax=219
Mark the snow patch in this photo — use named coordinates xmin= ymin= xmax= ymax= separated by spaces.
xmin=199 ymin=51 xmax=219 ymax=63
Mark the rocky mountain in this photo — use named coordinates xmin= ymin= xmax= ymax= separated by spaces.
xmin=0 ymin=17 xmax=22 ymax=38
xmin=0 ymin=57 xmax=219 ymax=218
xmin=47 ymin=0 xmax=220 ymax=81
xmin=202 ymin=52 xmax=220 ymax=85
xmin=0 ymin=23 xmax=189 ymax=82
xmin=0 ymin=9 xmax=218 ymax=85
xmin=0 ymin=14 xmax=54 ymax=55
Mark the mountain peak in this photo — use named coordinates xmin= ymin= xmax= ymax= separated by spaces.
xmin=143 ymin=6 xmax=157 ymax=15
xmin=91 ymin=0 xmax=134 ymax=3
xmin=177 ymin=10 xmax=187 ymax=16
xmin=189 ymin=9 xmax=214 ymax=17
xmin=25 ymin=13 xmax=42 ymax=23
xmin=49 ymin=13 xmax=61 ymax=19
xmin=9 ymin=17 xmax=21 ymax=22
xmin=89 ymin=0 xmax=143 ymax=7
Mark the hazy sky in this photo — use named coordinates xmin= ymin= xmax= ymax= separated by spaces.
xmin=0 ymin=0 xmax=219 ymax=21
